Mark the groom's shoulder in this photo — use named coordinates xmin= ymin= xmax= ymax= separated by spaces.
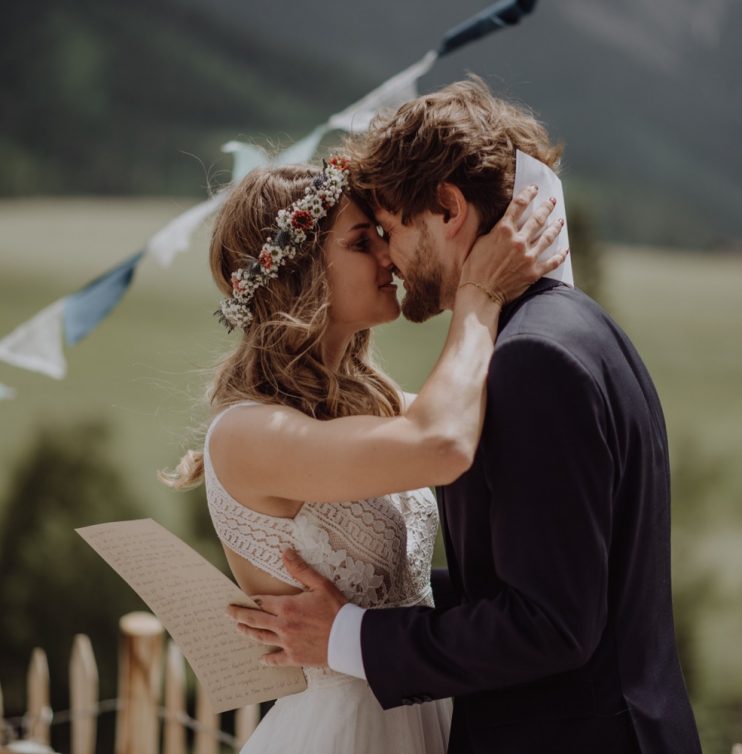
xmin=499 ymin=282 xmax=614 ymax=350
xmin=491 ymin=282 xmax=634 ymax=383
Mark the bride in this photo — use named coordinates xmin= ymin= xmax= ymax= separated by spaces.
xmin=163 ymin=155 xmax=564 ymax=753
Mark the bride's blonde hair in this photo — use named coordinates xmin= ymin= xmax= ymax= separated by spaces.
xmin=162 ymin=164 xmax=402 ymax=490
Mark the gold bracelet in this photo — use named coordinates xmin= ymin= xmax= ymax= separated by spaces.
xmin=458 ymin=281 xmax=506 ymax=307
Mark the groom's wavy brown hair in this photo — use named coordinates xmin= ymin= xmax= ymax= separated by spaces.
xmin=348 ymin=76 xmax=562 ymax=232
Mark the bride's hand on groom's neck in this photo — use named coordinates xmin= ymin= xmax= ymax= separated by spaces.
xmin=459 ymin=184 xmax=566 ymax=305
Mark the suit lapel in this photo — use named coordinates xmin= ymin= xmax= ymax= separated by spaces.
xmin=436 ymin=278 xmax=565 ymax=597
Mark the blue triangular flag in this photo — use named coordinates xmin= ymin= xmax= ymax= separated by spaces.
xmin=438 ymin=0 xmax=538 ymax=57
xmin=63 ymin=251 xmax=145 ymax=345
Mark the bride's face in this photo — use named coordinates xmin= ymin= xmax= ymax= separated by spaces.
xmin=323 ymin=197 xmax=400 ymax=331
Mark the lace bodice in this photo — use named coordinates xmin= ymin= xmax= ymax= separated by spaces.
xmin=203 ymin=401 xmax=439 ymax=683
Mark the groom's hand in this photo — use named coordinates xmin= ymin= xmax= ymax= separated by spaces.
xmin=227 ymin=549 xmax=348 ymax=668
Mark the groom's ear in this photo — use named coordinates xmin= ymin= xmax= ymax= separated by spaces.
xmin=436 ymin=183 xmax=470 ymax=239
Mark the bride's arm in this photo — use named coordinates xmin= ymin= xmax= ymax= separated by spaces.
xmin=210 ymin=188 xmax=565 ymax=504
xmin=212 ymin=286 xmax=499 ymax=502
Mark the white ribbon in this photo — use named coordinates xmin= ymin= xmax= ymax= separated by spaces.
xmin=0 ymin=299 xmax=68 ymax=379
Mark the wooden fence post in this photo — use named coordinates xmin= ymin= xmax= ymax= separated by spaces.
xmin=70 ymin=634 xmax=98 ymax=754
xmin=0 ymin=680 xmax=6 ymax=746
xmin=234 ymin=705 xmax=260 ymax=751
xmin=115 ymin=612 xmax=164 ymax=754
xmin=194 ymin=686 xmax=219 ymax=754
xmin=163 ymin=641 xmax=186 ymax=754
xmin=26 ymin=648 xmax=51 ymax=745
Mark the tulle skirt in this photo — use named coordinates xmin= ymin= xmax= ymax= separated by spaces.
xmin=241 ymin=675 xmax=451 ymax=754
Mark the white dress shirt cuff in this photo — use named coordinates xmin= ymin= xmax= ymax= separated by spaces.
xmin=327 ymin=602 xmax=367 ymax=680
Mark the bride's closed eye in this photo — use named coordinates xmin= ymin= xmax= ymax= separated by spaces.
xmin=350 ymin=234 xmax=373 ymax=253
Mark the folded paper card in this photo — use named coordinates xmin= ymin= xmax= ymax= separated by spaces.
xmin=513 ymin=149 xmax=574 ymax=287
xmin=76 ymin=518 xmax=307 ymax=712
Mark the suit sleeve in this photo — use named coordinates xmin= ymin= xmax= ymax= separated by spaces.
xmin=430 ymin=568 xmax=458 ymax=611
xmin=360 ymin=335 xmax=614 ymax=709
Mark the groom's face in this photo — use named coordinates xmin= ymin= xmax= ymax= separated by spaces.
xmin=374 ymin=207 xmax=454 ymax=323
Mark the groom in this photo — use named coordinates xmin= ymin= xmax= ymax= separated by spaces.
xmin=230 ymin=79 xmax=701 ymax=753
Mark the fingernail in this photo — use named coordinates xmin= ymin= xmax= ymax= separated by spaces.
xmin=530 ymin=184 xmax=538 ymax=192
xmin=549 ymin=197 xmax=557 ymax=205
xmin=283 ymin=548 xmax=297 ymax=561
xmin=254 ymin=598 xmax=262 ymax=608
xmin=559 ymin=218 xmax=565 ymax=226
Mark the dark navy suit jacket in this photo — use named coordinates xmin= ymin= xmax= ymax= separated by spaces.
xmin=361 ymin=280 xmax=701 ymax=754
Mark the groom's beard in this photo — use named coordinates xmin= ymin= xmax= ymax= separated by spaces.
xmin=401 ymin=226 xmax=445 ymax=323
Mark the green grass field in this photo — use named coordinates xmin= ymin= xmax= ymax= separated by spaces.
xmin=2 ymin=199 xmax=741 ymax=749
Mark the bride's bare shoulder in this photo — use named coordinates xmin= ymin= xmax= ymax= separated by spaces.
xmin=210 ymin=401 xmax=302 ymax=443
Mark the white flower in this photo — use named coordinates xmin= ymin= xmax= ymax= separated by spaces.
xmin=216 ymin=157 xmax=350 ymax=332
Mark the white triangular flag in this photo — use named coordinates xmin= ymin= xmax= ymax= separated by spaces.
xmin=274 ymin=125 xmax=330 ymax=166
xmin=0 ymin=299 xmax=67 ymax=379
xmin=146 ymin=193 xmax=228 ymax=267
xmin=328 ymin=50 xmax=438 ymax=134
xmin=513 ymin=150 xmax=574 ymax=287
xmin=0 ymin=383 xmax=17 ymax=400
xmin=222 ymin=141 xmax=270 ymax=182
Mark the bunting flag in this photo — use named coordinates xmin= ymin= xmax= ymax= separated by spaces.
xmin=0 ymin=1 xmax=540 ymax=387
xmin=273 ymin=125 xmax=331 ymax=166
xmin=146 ymin=194 xmax=227 ymax=268
xmin=220 ymin=141 xmax=270 ymax=183
xmin=0 ymin=383 xmax=17 ymax=400
xmin=63 ymin=251 xmax=146 ymax=345
xmin=438 ymin=0 xmax=538 ymax=57
xmin=0 ymin=299 xmax=67 ymax=379
xmin=327 ymin=51 xmax=439 ymax=133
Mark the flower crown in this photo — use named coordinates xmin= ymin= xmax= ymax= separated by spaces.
xmin=216 ymin=155 xmax=351 ymax=331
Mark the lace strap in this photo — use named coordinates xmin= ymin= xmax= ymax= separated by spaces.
xmin=204 ymin=399 xmax=260 ymax=446
xmin=206 ymin=489 xmax=302 ymax=588
xmin=204 ymin=400 xmax=303 ymax=589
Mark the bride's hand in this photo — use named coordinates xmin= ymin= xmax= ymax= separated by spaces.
xmin=459 ymin=185 xmax=568 ymax=305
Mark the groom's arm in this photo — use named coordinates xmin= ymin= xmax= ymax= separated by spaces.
xmin=431 ymin=568 xmax=457 ymax=611
xmin=360 ymin=335 xmax=614 ymax=708
xmin=326 ymin=566 xmax=457 ymax=679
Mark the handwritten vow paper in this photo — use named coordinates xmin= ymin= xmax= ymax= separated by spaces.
xmin=76 ymin=518 xmax=307 ymax=712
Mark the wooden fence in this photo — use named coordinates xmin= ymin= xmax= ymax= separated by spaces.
xmin=2 ymin=613 xmax=741 ymax=754
xmin=0 ymin=611 xmax=259 ymax=754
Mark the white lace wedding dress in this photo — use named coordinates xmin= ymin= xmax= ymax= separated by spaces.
xmin=204 ymin=401 xmax=452 ymax=754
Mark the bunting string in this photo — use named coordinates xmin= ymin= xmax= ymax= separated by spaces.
xmin=0 ymin=0 xmax=539 ymax=396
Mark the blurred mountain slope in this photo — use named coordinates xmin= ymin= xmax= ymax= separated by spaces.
xmin=0 ymin=0 xmax=372 ymax=195
xmin=1 ymin=0 xmax=740 ymax=246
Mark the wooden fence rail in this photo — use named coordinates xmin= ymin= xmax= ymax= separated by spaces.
xmin=0 ymin=611 xmax=259 ymax=754
xmin=2 ymin=617 xmax=740 ymax=753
